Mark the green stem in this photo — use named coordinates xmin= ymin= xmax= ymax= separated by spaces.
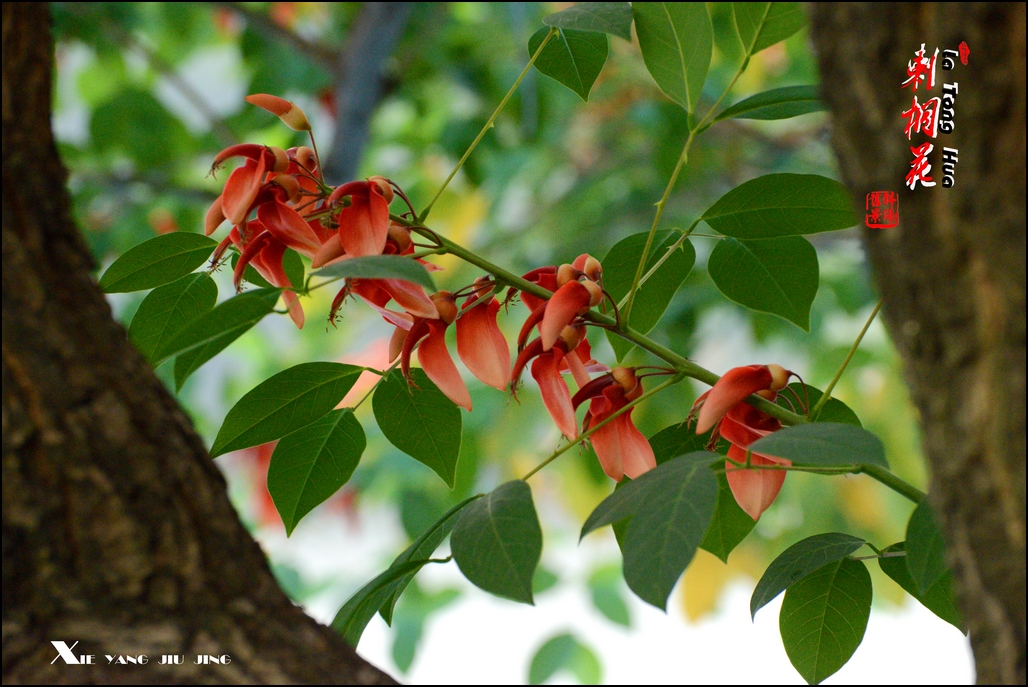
xmin=616 ymin=218 xmax=700 ymax=310
xmin=859 ymin=463 xmax=925 ymax=503
xmin=620 ymin=33 xmax=760 ymax=328
xmin=809 ymin=298 xmax=884 ymax=419
xmin=521 ymin=375 xmax=683 ymax=481
xmin=418 ymin=27 xmax=556 ymax=223
xmin=621 ymin=131 xmax=694 ymax=327
xmin=352 ymin=360 xmax=400 ymax=411
xmin=406 ymin=224 xmax=809 ymax=428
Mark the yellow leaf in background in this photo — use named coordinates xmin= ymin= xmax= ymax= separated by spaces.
xmin=678 ymin=545 xmax=765 ymax=623
xmin=680 ymin=549 xmax=727 ymax=621
xmin=424 ymin=188 xmax=488 ymax=275
xmin=838 ymin=476 xmax=886 ymax=532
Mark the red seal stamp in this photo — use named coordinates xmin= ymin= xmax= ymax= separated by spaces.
xmin=865 ymin=191 xmax=899 ymax=229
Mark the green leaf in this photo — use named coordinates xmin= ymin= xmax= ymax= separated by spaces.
xmin=778 ymin=383 xmax=861 ymax=426
xmin=649 ymin=421 xmax=714 ymax=463
xmin=210 ymin=362 xmax=364 ymax=457
xmin=780 ymin=558 xmax=871 ymax=685
xmin=528 ymin=633 xmax=602 ymax=685
xmin=879 ymin=543 xmax=964 ymax=632
xmin=315 ymin=254 xmax=435 ymax=291
xmin=528 ymin=28 xmax=608 ymax=102
xmin=733 ymin=2 xmax=807 ymax=56
xmin=451 ymin=480 xmax=542 ymax=604
xmin=282 ymin=247 xmax=305 ymax=292
xmin=155 ymin=287 xmax=280 ymax=376
xmin=647 ymin=425 xmax=751 ymax=562
xmin=749 ymin=423 xmax=888 ymax=469
xmin=268 ymin=409 xmax=366 ymax=536
xmin=380 ymin=495 xmax=482 ymax=625
xmin=905 ymin=500 xmax=949 ymax=595
xmin=99 ymin=233 xmax=216 ymax=293
xmin=332 ymin=560 xmax=433 ymax=647
xmin=714 ymin=85 xmax=825 ymax=122
xmin=602 ymin=231 xmax=695 ymax=360
xmin=533 ymin=567 xmax=560 ymax=595
xmin=700 ymin=173 xmax=858 ymax=239
xmin=128 ymin=273 xmax=217 ymax=365
xmin=543 ymin=2 xmax=633 ymax=40
xmin=633 ymin=2 xmax=712 ymax=113
xmin=700 ymin=470 xmax=757 ymax=563
xmin=750 ymin=532 xmax=865 ymax=618
xmin=708 ymin=236 xmax=818 ymax=330
xmin=588 ymin=565 xmax=631 ymax=627
xmin=373 ymin=369 xmax=462 ymax=488
xmin=581 ymin=452 xmax=718 ymax=609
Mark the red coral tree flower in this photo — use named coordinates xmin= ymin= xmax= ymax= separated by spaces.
xmin=691 ymin=364 xmax=796 ymax=521
xmin=573 ymin=367 xmax=656 ymax=482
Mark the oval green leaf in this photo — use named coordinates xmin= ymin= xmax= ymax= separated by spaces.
xmin=733 ymin=2 xmax=807 ymax=56
xmin=588 ymin=565 xmax=631 ymax=627
xmin=714 ymin=85 xmax=825 ymax=122
xmin=332 ymin=559 xmax=433 ymax=647
xmin=602 ymin=231 xmax=695 ymax=360
xmin=315 ymin=254 xmax=435 ymax=291
xmin=879 ymin=542 xmax=964 ymax=632
xmin=700 ymin=469 xmax=757 ymax=563
xmin=905 ymin=500 xmax=949 ymax=595
xmin=529 ymin=27 xmax=608 ymax=102
xmin=749 ymin=422 xmax=888 ymax=469
xmin=380 ymin=495 xmax=482 ymax=625
xmin=268 ymin=409 xmax=366 ymax=536
xmin=708 ymin=236 xmax=818 ymax=330
xmin=581 ymin=452 xmax=718 ymax=609
xmin=543 ymin=2 xmax=633 ymax=40
xmin=99 ymin=232 xmax=216 ymax=293
xmin=128 ymin=272 xmax=217 ymax=365
xmin=210 ymin=362 xmax=364 ymax=457
xmin=633 ymin=2 xmax=712 ymax=113
xmin=154 ymin=287 xmax=280 ymax=379
xmin=528 ymin=633 xmax=602 ymax=685
xmin=451 ymin=480 xmax=542 ymax=605
xmin=751 ymin=532 xmax=865 ymax=619
xmin=780 ymin=558 xmax=872 ymax=685
xmin=373 ymin=369 xmax=463 ymax=488
xmin=701 ymin=173 xmax=857 ymax=239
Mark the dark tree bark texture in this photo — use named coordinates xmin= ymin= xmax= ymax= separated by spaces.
xmin=811 ymin=4 xmax=1026 ymax=684
xmin=1 ymin=5 xmax=394 ymax=683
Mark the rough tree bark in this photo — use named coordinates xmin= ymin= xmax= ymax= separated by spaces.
xmin=811 ymin=4 xmax=1026 ymax=684
xmin=1 ymin=5 xmax=394 ymax=683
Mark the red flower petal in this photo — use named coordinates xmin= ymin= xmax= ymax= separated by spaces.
xmin=695 ymin=365 xmax=774 ymax=434
xmin=419 ymin=321 xmax=472 ymax=411
xmin=253 ymin=240 xmax=305 ymax=328
xmin=205 ymin=196 xmax=226 ymax=236
xmin=257 ymin=200 xmax=322 ymax=258
xmin=379 ymin=279 xmax=438 ymax=320
xmin=540 ymin=281 xmax=590 ymax=350
xmin=222 ymin=156 xmax=267 ymax=226
xmin=337 ymin=182 xmax=389 ymax=257
xmin=457 ymin=297 xmax=510 ymax=391
xmin=724 ymin=443 xmax=790 ymax=521
xmin=532 ymin=351 xmax=578 ymax=439
xmin=312 ymin=234 xmax=346 ymax=268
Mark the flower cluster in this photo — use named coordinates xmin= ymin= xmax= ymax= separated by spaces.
xmin=206 ymin=95 xmax=659 ymax=482
xmin=689 ymin=364 xmax=799 ymax=520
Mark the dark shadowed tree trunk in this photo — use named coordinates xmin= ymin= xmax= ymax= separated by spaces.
xmin=811 ymin=4 xmax=1026 ymax=683
xmin=1 ymin=4 xmax=394 ymax=683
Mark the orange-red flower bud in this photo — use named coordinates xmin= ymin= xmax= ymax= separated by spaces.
xmin=245 ymin=93 xmax=311 ymax=131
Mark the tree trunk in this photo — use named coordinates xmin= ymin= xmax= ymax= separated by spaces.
xmin=1 ymin=5 xmax=394 ymax=683
xmin=810 ymin=4 xmax=1026 ymax=683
